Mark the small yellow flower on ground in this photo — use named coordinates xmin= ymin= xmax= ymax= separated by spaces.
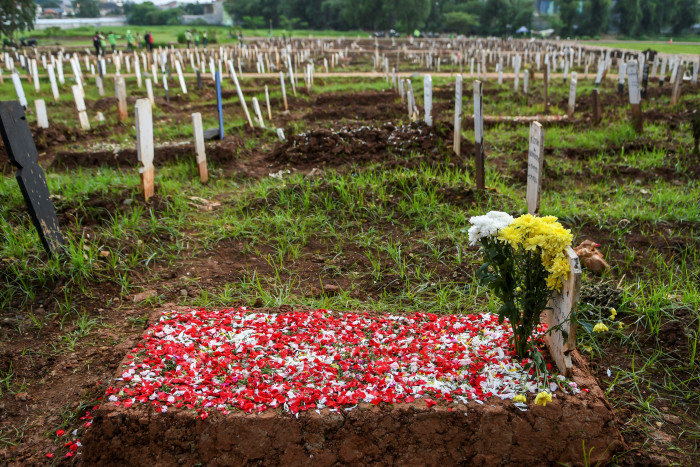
xmin=513 ymin=394 xmax=527 ymax=403
xmin=515 ymin=286 xmax=522 ymax=293
xmin=593 ymin=322 xmax=609 ymax=333
xmin=609 ymin=308 xmax=617 ymax=320
xmin=535 ymin=391 xmax=552 ymax=406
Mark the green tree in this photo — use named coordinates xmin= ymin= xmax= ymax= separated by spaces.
xmin=613 ymin=0 xmax=642 ymax=36
xmin=74 ymin=0 xmax=101 ymax=18
xmin=581 ymin=0 xmax=611 ymax=36
xmin=558 ymin=0 xmax=579 ymax=36
xmin=0 ymin=0 xmax=36 ymax=41
xmin=443 ymin=11 xmax=477 ymax=33
xmin=669 ymin=0 xmax=698 ymax=34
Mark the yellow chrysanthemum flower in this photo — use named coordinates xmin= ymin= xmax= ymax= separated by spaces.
xmin=593 ymin=322 xmax=609 ymax=333
xmin=535 ymin=391 xmax=552 ymax=406
xmin=513 ymin=394 xmax=527 ymax=403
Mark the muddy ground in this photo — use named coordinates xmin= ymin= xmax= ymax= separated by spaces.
xmin=1 ymin=80 xmax=699 ymax=465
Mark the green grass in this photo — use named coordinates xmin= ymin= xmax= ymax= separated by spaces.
xmin=585 ymin=41 xmax=700 ymax=55
xmin=1 ymin=63 xmax=699 ymax=463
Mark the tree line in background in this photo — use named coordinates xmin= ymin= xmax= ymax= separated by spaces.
xmin=223 ymin=0 xmax=698 ymax=37
xmin=0 ymin=0 xmax=698 ymax=40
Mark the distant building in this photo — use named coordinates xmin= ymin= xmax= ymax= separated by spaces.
xmin=182 ymin=0 xmax=232 ymax=26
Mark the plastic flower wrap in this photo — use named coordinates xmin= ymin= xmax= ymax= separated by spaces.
xmin=469 ymin=212 xmax=573 ymax=358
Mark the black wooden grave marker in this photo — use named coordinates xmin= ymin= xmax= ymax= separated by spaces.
xmin=0 ymin=101 xmax=64 ymax=256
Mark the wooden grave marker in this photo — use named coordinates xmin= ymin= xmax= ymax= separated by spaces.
xmin=628 ymin=61 xmax=643 ymax=133
xmin=146 ymin=78 xmax=155 ymax=106
xmin=424 ymin=74 xmax=433 ymax=126
xmin=231 ymin=67 xmax=254 ymax=129
xmin=265 ymin=85 xmax=272 ymax=120
xmin=473 ymin=80 xmax=485 ymax=191
xmin=192 ymin=112 xmax=208 ymax=183
xmin=35 ymin=99 xmax=49 ymax=129
xmin=280 ymin=72 xmax=289 ymax=112
xmin=72 ymin=85 xmax=90 ymax=130
xmin=526 ymin=121 xmax=544 ymax=215
xmin=567 ymin=72 xmax=577 ymax=118
xmin=453 ymin=74 xmax=462 ymax=156
xmin=135 ymin=99 xmax=155 ymax=200
xmin=203 ymin=71 xmax=224 ymax=140
xmin=592 ymin=89 xmax=602 ymax=126
xmin=252 ymin=97 xmax=265 ymax=128
xmin=175 ymin=60 xmax=188 ymax=95
xmin=116 ymin=77 xmax=128 ymax=122
xmin=11 ymin=72 xmax=28 ymax=108
xmin=0 ymin=101 xmax=64 ymax=256
xmin=670 ymin=65 xmax=685 ymax=107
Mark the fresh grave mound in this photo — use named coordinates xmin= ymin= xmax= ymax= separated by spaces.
xmin=83 ymin=308 xmax=623 ymax=466
xmin=266 ymin=122 xmax=459 ymax=169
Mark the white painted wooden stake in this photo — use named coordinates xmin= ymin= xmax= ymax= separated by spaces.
xmin=526 ymin=121 xmax=544 ymax=215
xmin=96 ymin=75 xmax=104 ymax=96
xmin=628 ymin=61 xmax=641 ymax=105
xmin=231 ymin=69 xmax=254 ymax=128
xmin=567 ymin=72 xmax=577 ymax=118
xmin=474 ymin=81 xmax=483 ymax=145
xmin=192 ymin=112 xmax=208 ymax=183
xmin=265 ymin=85 xmax=272 ymax=120
xmin=523 ymin=69 xmax=529 ymax=94
xmin=47 ymin=64 xmax=60 ymax=101
xmin=31 ymin=59 xmax=40 ymax=92
xmin=72 ymin=84 xmax=90 ymax=130
xmin=252 ymin=97 xmax=265 ymax=128
xmin=135 ymin=54 xmax=142 ymax=88
xmin=693 ymin=59 xmax=699 ymax=86
xmin=280 ymin=72 xmax=288 ymax=111
xmin=276 ymin=128 xmax=286 ymax=141
xmin=12 ymin=72 xmax=28 ymax=108
xmin=152 ymin=64 xmax=158 ymax=85
xmin=57 ymin=58 xmax=65 ymax=84
xmin=175 ymin=60 xmax=187 ymax=94
xmin=116 ymin=77 xmax=128 ymax=122
xmin=146 ymin=78 xmax=155 ymax=105
xmin=423 ymin=74 xmax=433 ymax=126
xmin=35 ymin=99 xmax=49 ymax=129
xmin=135 ymin=98 xmax=155 ymax=200
xmin=453 ymin=74 xmax=462 ymax=156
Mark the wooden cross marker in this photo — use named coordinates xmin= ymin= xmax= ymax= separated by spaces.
xmin=135 ymin=99 xmax=155 ymax=200
xmin=473 ymin=80 xmax=485 ymax=191
xmin=72 ymin=85 xmax=90 ymax=130
xmin=35 ymin=99 xmax=49 ymax=129
xmin=526 ymin=121 xmax=544 ymax=215
xmin=423 ymin=74 xmax=433 ymax=126
xmin=192 ymin=112 xmax=208 ymax=183
xmin=453 ymin=74 xmax=462 ymax=156
xmin=0 ymin=101 xmax=64 ymax=256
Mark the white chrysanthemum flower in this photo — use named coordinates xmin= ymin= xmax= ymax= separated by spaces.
xmin=468 ymin=211 xmax=514 ymax=245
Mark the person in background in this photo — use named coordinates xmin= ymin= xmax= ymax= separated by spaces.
xmin=100 ymin=33 xmax=108 ymax=55
xmin=185 ymin=29 xmax=192 ymax=48
xmin=107 ymin=31 xmax=120 ymax=53
xmin=202 ymin=31 xmax=208 ymax=47
xmin=126 ymin=30 xmax=135 ymax=52
xmin=145 ymin=31 xmax=154 ymax=52
xmin=92 ymin=31 xmax=102 ymax=56
xmin=194 ymin=30 xmax=200 ymax=47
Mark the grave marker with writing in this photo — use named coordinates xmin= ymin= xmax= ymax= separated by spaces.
xmin=526 ymin=121 xmax=544 ymax=215
xmin=0 ymin=101 xmax=64 ymax=256
xmin=473 ymin=80 xmax=485 ymax=191
xmin=135 ymin=99 xmax=155 ymax=200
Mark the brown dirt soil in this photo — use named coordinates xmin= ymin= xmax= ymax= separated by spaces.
xmin=81 ymin=318 xmax=623 ymax=467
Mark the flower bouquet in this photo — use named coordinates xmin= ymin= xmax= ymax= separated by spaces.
xmin=469 ymin=212 xmax=574 ymax=359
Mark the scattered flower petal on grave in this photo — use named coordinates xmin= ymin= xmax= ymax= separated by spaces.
xmin=106 ymin=308 xmax=583 ymax=416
